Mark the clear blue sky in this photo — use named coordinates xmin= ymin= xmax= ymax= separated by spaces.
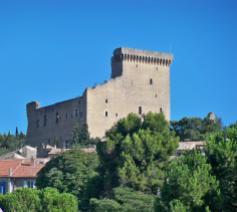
xmin=0 ymin=0 xmax=236 ymax=133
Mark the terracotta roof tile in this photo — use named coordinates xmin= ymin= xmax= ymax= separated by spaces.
xmin=0 ymin=159 xmax=44 ymax=178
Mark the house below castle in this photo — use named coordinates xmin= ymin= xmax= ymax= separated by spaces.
xmin=0 ymin=159 xmax=45 ymax=194
xmin=26 ymin=47 xmax=173 ymax=148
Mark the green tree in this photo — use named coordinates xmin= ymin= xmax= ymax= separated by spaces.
xmin=0 ymin=187 xmax=78 ymax=212
xmin=36 ymin=149 xmax=99 ymax=210
xmin=41 ymin=187 xmax=78 ymax=212
xmin=15 ymin=126 xmax=19 ymax=137
xmin=90 ymin=187 xmax=155 ymax=212
xmin=97 ymin=112 xmax=179 ymax=195
xmin=0 ymin=131 xmax=25 ymax=156
xmin=90 ymin=198 xmax=122 ymax=212
xmin=73 ymin=123 xmax=99 ymax=147
xmin=171 ymin=117 xmax=203 ymax=141
xmin=171 ymin=114 xmax=222 ymax=141
xmin=157 ymin=151 xmax=221 ymax=212
xmin=202 ymin=114 xmax=222 ymax=135
xmin=0 ymin=188 xmax=41 ymax=212
xmin=113 ymin=187 xmax=155 ymax=212
xmin=206 ymin=123 xmax=237 ymax=211
xmin=169 ymin=200 xmax=187 ymax=212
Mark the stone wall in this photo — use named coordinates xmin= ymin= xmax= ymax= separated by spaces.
xmin=26 ymin=94 xmax=87 ymax=148
xmin=87 ymin=47 xmax=172 ymax=137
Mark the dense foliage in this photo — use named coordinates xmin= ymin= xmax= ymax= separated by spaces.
xmin=90 ymin=187 xmax=155 ymax=212
xmin=156 ymin=123 xmax=237 ymax=212
xmin=0 ymin=187 xmax=78 ymax=212
xmin=171 ymin=114 xmax=222 ymax=141
xmin=0 ymin=129 xmax=25 ymax=156
xmin=33 ymin=113 xmax=237 ymax=212
xmin=206 ymin=123 xmax=237 ymax=211
xmin=36 ymin=149 xmax=99 ymax=203
xmin=156 ymin=151 xmax=221 ymax=211
xmin=96 ymin=112 xmax=179 ymax=196
xmin=73 ymin=123 xmax=99 ymax=147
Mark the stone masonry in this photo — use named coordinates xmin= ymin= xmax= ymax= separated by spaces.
xmin=26 ymin=47 xmax=173 ymax=148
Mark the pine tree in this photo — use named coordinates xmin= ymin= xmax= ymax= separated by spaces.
xmin=15 ymin=126 xmax=19 ymax=137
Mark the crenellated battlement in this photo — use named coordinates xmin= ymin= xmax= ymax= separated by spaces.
xmin=112 ymin=47 xmax=173 ymax=66
xmin=111 ymin=47 xmax=173 ymax=78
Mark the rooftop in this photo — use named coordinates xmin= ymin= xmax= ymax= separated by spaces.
xmin=0 ymin=159 xmax=45 ymax=178
xmin=177 ymin=141 xmax=205 ymax=151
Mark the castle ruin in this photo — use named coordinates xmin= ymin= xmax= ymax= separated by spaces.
xmin=26 ymin=47 xmax=173 ymax=148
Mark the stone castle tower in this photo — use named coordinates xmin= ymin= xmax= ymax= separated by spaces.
xmin=26 ymin=47 xmax=173 ymax=148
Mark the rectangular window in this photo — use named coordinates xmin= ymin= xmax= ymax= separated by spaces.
xmin=138 ymin=106 xmax=142 ymax=115
xmin=0 ymin=182 xmax=6 ymax=194
xmin=105 ymin=111 xmax=108 ymax=117
xmin=24 ymin=180 xmax=35 ymax=188
xmin=56 ymin=112 xmax=59 ymax=124
xmin=149 ymin=78 xmax=153 ymax=85
xmin=160 ymin=108 xmax=163 ymax=113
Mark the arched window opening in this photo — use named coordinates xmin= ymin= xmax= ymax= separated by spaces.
xmin=56 ymin=112 xmax=60 ymax=124
xmin=149 ymin=78 xmax=153 ymax=85
xmin=160 ymin=108 xmax=163 ymax=113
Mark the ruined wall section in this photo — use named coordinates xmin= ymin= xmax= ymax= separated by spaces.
xmin=26 ymin=94 xmax=87 ymax=148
